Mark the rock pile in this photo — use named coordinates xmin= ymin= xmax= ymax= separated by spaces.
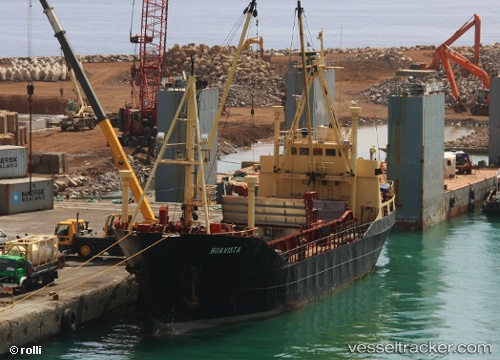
xmin=164 ymin=43 xmax=283 ymax=107
xmin=53 ymin=154 xmax=151 ymax=198
xmin=0 ymin=54 xmax=133 ymax=82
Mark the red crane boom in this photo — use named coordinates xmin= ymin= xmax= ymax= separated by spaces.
xmin=413 ymin=14 xmax=490 ymax=115
xmin=121 ymin=0 xmax=168 ymax=143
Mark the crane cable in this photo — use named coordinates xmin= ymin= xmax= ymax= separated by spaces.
xmin=130 ymin=0 xmax=136 ymax=40
xmin=27 ymin=0 xmax=33 ymax=59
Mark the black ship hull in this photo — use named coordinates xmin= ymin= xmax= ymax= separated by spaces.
xmin=116 ymin=211 xmax=395 ymax=332
xmin=481 ymin=187 xmax=500 ymax=214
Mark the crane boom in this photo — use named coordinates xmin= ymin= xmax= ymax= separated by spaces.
xmin=39 ymin=0 xmax=156 ymax=221
xmin=122 ymin=0 xmax=168 ymax=141
xmin=438 ymin=46 xmax=490 ymax=105
xmin=130 ymin=0 xmax=168 ymax=122
xmin=430 ymin=14 xmax=481 ymax=68
xmin=416 ymin=14 xmax=490 ymax=115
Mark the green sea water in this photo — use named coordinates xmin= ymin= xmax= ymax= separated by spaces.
xmin=10 ymin=210 xmax=500 ymax=359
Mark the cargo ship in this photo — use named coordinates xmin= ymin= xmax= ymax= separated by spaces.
xmin=115 ymin=0 xmax=396 ymax=333
xmin=481 ymin=169 xmax=500 ymax=213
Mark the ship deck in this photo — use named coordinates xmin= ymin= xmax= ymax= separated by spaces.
xmin=444 ymin=167 xmax=498 ymax=191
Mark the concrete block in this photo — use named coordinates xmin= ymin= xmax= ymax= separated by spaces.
xmin=0 ymin=113 xmax=7 ymax=134
xmin=18 ymin=118 xmax=48 ymax=132
xmin=6 ymin=112 xmax=18 ymax=133
xmin=30 ymin=152 xmax=68 ymax=175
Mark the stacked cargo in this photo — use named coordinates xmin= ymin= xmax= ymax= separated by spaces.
xmin=0 ymin=145 xmax=53 ymax=215
xmin=0 ymin=110 xmax=28 ymax=146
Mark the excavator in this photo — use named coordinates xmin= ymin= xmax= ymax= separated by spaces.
xmin=411 ymin=14 xmax=491 ymax=116
xmin=242 ymin=36 xmax=264 ymax=56
xmin=433 ymin=45 xmax=490 ymax=115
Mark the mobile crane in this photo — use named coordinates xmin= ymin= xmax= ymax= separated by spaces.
xmin=60 ymin=60 xmax=97 ymax=131
xmin=119 ymin=0 xmax=168 ymax=147
xmin=39 ymin=0 xmax=156 ymax=222
xmin=411 ymin=14 xmax=490 ymax=116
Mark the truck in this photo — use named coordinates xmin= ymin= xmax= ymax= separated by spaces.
xmin=455 ymin=150 xmax=479 ymax=174
xmin=60 ymin=64 xmax=97 ymax=132
xmin=60 ymin=105 xmax=96 ymax=131
xmin=0 ymin=235 xmax=64 ymax=293
xmin=54 ymin=214 xmax=124 ymax=260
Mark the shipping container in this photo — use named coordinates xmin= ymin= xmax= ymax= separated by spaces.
xmin=0 ymin=177 xmax=53 ymax=215
xmin=0 ymin=146 xmax=28 ymax=179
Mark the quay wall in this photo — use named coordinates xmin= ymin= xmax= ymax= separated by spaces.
xmin=0 ymin=268 xmax=138 ymax=355
xmin=396 ymin=172 xmax=495 ymax=230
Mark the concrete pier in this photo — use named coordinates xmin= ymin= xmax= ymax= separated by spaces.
xmin=0 ymin=260 xmax=138 ymax=356
xmin=0 ymin=200 xmax=145 ymax=356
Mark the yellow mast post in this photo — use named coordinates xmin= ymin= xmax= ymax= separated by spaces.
xmin=297 ymin=2 xmax=315 ymax=180
xmin=205 ymin=0 xmax=258 ymax=154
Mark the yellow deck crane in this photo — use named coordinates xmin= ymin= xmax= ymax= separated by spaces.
xmin=39 ymin=0 xmax=156 ymax=222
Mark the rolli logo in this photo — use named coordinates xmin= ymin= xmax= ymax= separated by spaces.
xmin=209 ymin=246 xmax=242 ymax=255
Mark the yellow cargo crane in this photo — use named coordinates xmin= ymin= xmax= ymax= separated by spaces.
xmin=39 ymin=0 xmax=156 ymax=222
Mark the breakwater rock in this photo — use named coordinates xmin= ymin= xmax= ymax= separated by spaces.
xmin=0 ymin=54 xmax=133 ymax=82
xmin=361 ymin=43 xmax=500 ymax=110
xmin=3 ymin=43 xmax=500 ymax=112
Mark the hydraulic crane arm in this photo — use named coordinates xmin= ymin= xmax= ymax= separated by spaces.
xmin=39 ymin=0 xmax=155 ymax=221
xmin=430 ymin=14 xmax=481 ymax=68
xmin=437 ymin=45 xmax=490 ymax=110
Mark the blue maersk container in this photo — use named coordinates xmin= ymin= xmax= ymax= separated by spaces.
xmin=0 ymin=177 xmax=53 ymax=215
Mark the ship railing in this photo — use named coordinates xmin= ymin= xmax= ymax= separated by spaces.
xmin=285 ymin=126 xmax=342 ymax=144
xmin=278 ymin=221 xmax=371 ymax=264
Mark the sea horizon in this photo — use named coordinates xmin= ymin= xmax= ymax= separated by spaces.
xmin=2 ymin=0 xmax=498 ymax=58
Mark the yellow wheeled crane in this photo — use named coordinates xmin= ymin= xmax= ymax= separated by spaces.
xmin=61 ymin=60 xmax=97 ymax=131
xmin=39 ymin=0 xmax=156 ymax=221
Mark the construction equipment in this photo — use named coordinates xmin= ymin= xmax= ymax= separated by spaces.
xmin=455 ymin=150 xmax=479 ymax=174
xmin=471 ymin=88 xmax=490 ymax=116
xmin=39 ymin=0 xmax=156 ymax=222
xmin=54 ymin=214 xmax=123 ymax=259
xmin=60 ymin=61 xmax=97 ymax=131
xmin=119 ymin=0 xmax=168 ymax=146
xmin=242 ymin=36 xmax=264 ymax=56
xmin=433 ymin=45 xmax=490 ymax=115
xmin=412 ymin=14 xmax=491 ymax=116
xmin=0 ymin=235 xmax=64 ymax=292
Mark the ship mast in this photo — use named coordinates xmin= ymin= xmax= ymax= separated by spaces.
xmin=281 ymin=4 xmax=352 ymax=175
xmin=297 ymin=2 xmax=315 ymax=177
xmin=130 ymin=1 xmax=259 ymax=231
xmin=129 ymin=76 xmax=212 ymax=232
xmin=204 ymin=0 xmax=258 ymax=155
